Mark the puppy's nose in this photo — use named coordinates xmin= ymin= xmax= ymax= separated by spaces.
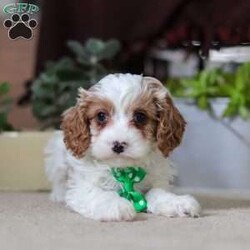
xmin=112 ymin=141 xmax=127 ymax=154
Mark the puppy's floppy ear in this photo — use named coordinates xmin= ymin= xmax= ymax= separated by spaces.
xmin=143 ymin=76 xmax=186 ymax=156
xmin=156 ymin=94 xmax=186 ymax=157
xmin=61 ymin=88 xmax=90 ymax=158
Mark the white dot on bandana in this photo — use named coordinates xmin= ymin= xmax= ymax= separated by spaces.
xmin=128 ymin=173 xmax=133 ymax=178
xmin=134 ymin=177 xmax=140 ymax=182
xmin=139 ymin=200 xmax=145 ymax=206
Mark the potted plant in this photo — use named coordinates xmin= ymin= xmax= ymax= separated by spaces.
xmin=0 ymin=38 xmax=121 ymax=191
xmin=166 ymin=62 xmax=250 ymax=189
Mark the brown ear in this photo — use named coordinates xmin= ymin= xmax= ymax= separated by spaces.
xmin=156 ymin=95 xmax=186 ymax=157
xmin=61 ymin=105 xmax=90 ymax=158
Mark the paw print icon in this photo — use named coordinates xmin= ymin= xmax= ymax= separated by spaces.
xmin=3 ymin=13 xmax=37 ymax=40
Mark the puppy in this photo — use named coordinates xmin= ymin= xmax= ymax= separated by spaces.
xmin=45 ymin=73 xmax=201 ymax=221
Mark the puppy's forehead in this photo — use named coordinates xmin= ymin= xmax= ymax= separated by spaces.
xmin=93 ymin=74 xmax=145 ymax=110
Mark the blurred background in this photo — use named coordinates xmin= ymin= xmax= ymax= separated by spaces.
xmin=1 ymin=0 xmax=250 ymax=191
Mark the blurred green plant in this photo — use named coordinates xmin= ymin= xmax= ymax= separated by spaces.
xmin=0 ymin=82 xmax=14 ymax=132
xmin=167 ymin=62 xmax=250 ymax=120
xmin=31 ymin=38 xmax=121 ymax=129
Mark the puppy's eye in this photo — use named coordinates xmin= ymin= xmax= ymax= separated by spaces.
xmin=133 ymin=111 xmax=147 ymax=124
xmin=96 ymin=112 xmax=107 ymax=123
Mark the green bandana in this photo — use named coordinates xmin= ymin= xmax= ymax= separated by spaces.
xmin=111 ymin=166 xmax=147 ymax=213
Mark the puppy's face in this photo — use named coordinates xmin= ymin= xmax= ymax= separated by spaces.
xmin=62 ymin=74 xmax=186 ymax=165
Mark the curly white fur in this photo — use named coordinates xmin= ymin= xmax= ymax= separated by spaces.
xmin=45 ymin=74 xmax=201 ymax=221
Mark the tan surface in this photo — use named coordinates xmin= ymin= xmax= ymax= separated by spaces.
xmin=0 ymin=25 xmax=39 ymax=129
xmin=1 ymin=191 xmax=250 ymax=250
xmin=0 ymin=132 xmax=51 ymax=191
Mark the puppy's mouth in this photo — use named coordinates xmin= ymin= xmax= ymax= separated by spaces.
xmin=105 ymin=154 xmax=136 ymax=161
xmin=98 ymin=154 xmax=140 ymax=167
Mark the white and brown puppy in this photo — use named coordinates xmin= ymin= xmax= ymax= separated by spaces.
xmin=45 ymin=73 xmax=201 ymax=221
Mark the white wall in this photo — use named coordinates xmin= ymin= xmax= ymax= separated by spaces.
xmin=171 ymin=99 xmax=250 ymax=189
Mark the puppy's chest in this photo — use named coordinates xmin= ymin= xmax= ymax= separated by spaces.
xmin=96 ymin=171 xmax=120 ymax=191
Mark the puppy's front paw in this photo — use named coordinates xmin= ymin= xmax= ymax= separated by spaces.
xmin=50 ymin=188 xmax=65 ymax=203
xmin=95 ymin=196 xmax=136 ymax=222
xmin=155 ymin=195 xmax=201 ymax=218
xmin=66 ymin=188 xmax=136 ymax=222
xmin=147 ymin=189 xmax=201 ymax=218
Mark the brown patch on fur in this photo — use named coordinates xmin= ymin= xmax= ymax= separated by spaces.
xmin=128 ymin=91 xmax=158 ymax=140
xmin=84 ymin=98 xmax=114 ymax=120
xmin=140 ymin=76 xmax=186 ymax=156
xmin=61 ymin=106 xmax=90 ymax=158
xmin=84 ymin=96 xmax=114 ymax=133
xmin=61 ymin=92 xmax=114 ymax=158
xmin=128 ymin=91 xmax=157 ymax=120
xmin=156 ymin=95 xmax=186 ymax=156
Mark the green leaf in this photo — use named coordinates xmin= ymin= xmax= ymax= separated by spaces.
xmin=0 ymin=82 xmax=10 ymax=96
xmin=98 ymin=39 xmax=121 ymax=60
xmin=239 ymin=106 xmax=250 ymax=120
xmin=223 ymin=102 xmax=238 ymax=118
xmin=0 ymin=112 xmax=7 ymax=128
xmin=0 ymin=82 xmax=13 ymax=131
xmin=67 ymin=41 xmax=85 ymax=57
xmin=57 ymin=68 xmax=86 ymax=81
xmin=85 ymin=39 xmax=105 ymax=55
xmin=197 ymin=96 xmax=210 ymax=110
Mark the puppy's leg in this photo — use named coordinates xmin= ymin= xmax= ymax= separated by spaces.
xmin=146 ymin=188 xmax=201 ymax=218
xmin=65 ymin=183 xmax=136 ymax=221
xmin=49 ymin=172 xmax=67 ymax=202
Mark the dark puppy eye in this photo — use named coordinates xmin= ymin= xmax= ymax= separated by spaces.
xmin=96 ymin=112 xmax=107 ymax=123
xmin=133 ymin=111 xmax=147 ymax=124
